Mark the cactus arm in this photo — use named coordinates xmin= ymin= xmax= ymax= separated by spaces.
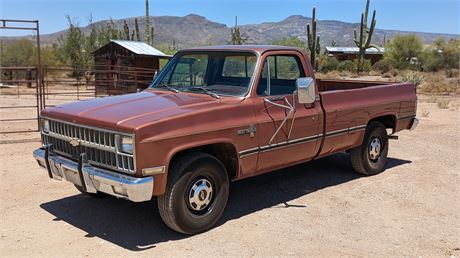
xmin=316 ymin=36 xmax=321 ymax=54
xmin=359 ymin=14 xmax=364 ymax=50
xmin=312 ymin=20 xmax=316 ymax=51
xmin=307 ymin=23 xmax=312 ymax=50
xmin=364 ymin=11 xmax=376 ymax=48
xmin=354 ymin=28 xmax=360 ymax=46
xmin=364 ymin=0 xmax=370 ymax=28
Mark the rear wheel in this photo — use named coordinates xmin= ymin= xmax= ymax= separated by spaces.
xmin=158 ymin=152 xmax=229 ymax=234
xmin=350 ymin=121 xmax=388 ymax=176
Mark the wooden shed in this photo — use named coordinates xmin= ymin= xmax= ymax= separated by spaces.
xmin=92 ymin=40 xmax=171 ymax=95
xmin=324 ymin=47 xmax=385 ymax=64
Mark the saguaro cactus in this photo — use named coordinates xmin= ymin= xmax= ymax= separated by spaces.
xmin=134 ymin=18 xmax=141 ymax=41
xmin=307 ymin=7 xmax=321 ymax=70
xmin=123 ymin=20 xmax=130 ymax=40
xmin=145 ymin=0 xmax=151 ymax=45
xmin=354 ymin=0 xmax=378 ymax=72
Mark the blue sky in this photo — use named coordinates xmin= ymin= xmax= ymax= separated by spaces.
xmin=1 ymin=0 xmax=459 ymax=36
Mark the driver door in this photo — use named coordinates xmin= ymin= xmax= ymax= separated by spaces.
xmin=254 ymin=52 xmax=323 ymax=173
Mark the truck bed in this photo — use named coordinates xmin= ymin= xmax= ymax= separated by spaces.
xmin=316 ymin=81 xmax=417 ymax=157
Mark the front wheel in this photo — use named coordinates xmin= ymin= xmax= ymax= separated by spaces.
xmin=350 ymin=121 xmax=389 ymax=176
xmin=157 ymin=152 xmax=229 ymax=234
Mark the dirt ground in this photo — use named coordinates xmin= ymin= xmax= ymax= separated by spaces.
xmin=0 ymin=91 xmax=459 ymax=256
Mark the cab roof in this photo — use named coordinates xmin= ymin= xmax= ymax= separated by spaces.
xmin=183 ymin=45 xmax=307 ymax=55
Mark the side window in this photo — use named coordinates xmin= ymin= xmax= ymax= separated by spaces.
xmin=257 ymin=55 xmax=304 ymax=96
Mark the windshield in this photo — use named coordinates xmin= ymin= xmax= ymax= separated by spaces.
xmin=150 ymin=51 xmax=258 ymax=97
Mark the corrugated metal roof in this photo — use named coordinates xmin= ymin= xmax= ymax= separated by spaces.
xmin=325 ymin=46 xmax=385 ymax=54
xmin=110 ymin=40 xmax=171 ymax=57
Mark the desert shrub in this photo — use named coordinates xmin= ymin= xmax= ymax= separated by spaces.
xmin=356 ymin=59 xmax=372 ymax=73
xmin=436 ymin=99 xmax=450 ymax=109
xmin=339 ymin=71 xmax=352 ymax=77
xmin=337 ymin=60 xmax=356 ymax=72
xmin=400 ymin=72 xmax=424 ymax=86
xmin=321 ymin=71 xmax=341 ymax=79
xmin=369 ymin=70 xmax=381 ymax=76
xmin=445 ymin=69 xmax=459 ymax=78
xmin=420 ymin=38 xmax=460 ymax=72
xmin=384 ymin=34 xmax=424 ymax=69
xmin=382 ymin=73 xmax=392 ymax=78
xmin=373 ymin=59 xmax=393 ymax=73
xmin=421 ymin=110 xmax=430 ymax=117
xmin=427 ymin=96 xmax=438 ymax=103
xmin=319 ymin=56 xmax=339 ymax=73
xmin=389 ymin=69 xmax=399 ymax=77
xmin=419 ymin=73 xmax=459 ymax=94
xmin=272 ymin=37 xmax=307 ymax=48
xmin=419 ymin=48 xmax=444 ymax=72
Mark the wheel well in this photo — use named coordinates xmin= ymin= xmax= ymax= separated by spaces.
xmin=369 ymin=115 xmax=396 ymax=134
xmin=170 ymin=143 xmax=239 ymax=179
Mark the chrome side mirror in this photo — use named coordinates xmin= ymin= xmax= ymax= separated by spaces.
xmin=296 ymin=77 xmax=316 ymax=104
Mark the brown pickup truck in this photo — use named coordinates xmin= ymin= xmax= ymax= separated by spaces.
xmin=33 ymin=45 xmax=418 ymax=234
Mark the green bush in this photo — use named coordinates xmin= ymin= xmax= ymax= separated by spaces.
xmin=355 ymin=59 xmax=372 ymax=73
xmin=319 ymin=56 xmax=339 ymax=73
xmin=419 ymin=48 xmax=444 ymax=72
xmin=420 ymin=38 xmax=460 ymax=72
xmin=373 ymin=59 xmax=393 ymax=73
xmin=384 ymin=34 xmax=424 ymax=69
xmin=337 ymin=60 xmax=356 ymax=72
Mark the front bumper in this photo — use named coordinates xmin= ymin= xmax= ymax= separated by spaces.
xmin=33 ymin=147 xmax=153 ymax=202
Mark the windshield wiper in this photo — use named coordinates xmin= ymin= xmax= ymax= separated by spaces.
xmin=188 ymin=87 xmax=220 ymax=99
xmin=156 ymin=84 xmax=180 ymax=93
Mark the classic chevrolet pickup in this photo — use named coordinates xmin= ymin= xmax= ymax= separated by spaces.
xmin=33 ymin=45 xmax=418 ymax=234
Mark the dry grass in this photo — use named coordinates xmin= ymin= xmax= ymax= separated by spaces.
xmin=400 ymin=72 xmax=424 ymax=86
xmin=419 ymin=72 xmax=459 ymax=94
xmin=437 ymin=99 xmax=451 ymax=109
xmin=426 ymin=96 xmax=438 ymax=103
xmin=421 ymin=110 xmax=430 ymax=117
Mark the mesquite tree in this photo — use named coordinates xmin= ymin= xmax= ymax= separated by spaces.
xmin=307 ymin=7 xmax=320 ymax=71
xmin=353 ymin=0 xmax=378 ymax=72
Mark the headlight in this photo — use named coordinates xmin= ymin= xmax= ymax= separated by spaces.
xmin=119 ymin=135 xmax=133 ymax=154
xmin=41 ymin=119 xmax=50 ymax=134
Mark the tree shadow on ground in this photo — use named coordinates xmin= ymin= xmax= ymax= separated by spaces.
xmin=40 ymin=153 xmax=411 ymax=251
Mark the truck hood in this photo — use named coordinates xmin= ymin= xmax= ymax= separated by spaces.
xmin=42 ymin=90 xmax=239 ymax=132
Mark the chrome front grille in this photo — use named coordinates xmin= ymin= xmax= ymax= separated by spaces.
xmin=42 ymin=119 xmax=135 ymax=173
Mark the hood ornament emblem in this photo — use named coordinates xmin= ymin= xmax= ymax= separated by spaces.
xmin=69 ymin=138 xmax=81 ymax=147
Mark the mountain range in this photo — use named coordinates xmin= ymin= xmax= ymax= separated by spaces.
xmin=3 ymin=14 xmax=459 ymax=49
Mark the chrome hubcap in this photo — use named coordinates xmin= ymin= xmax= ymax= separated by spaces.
xmin=369 ymin=137 xmax=382 ymax=161
xmin=188 ymin=178 xmax=213 ymax=211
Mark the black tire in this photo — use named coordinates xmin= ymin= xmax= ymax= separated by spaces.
xmin=73 ymin=184 xmax=104 ymax=198
xmin=158 ymin=152 xmax=229 ymax=234
xmin=350 ymin=121 xmax=388 ymax=176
